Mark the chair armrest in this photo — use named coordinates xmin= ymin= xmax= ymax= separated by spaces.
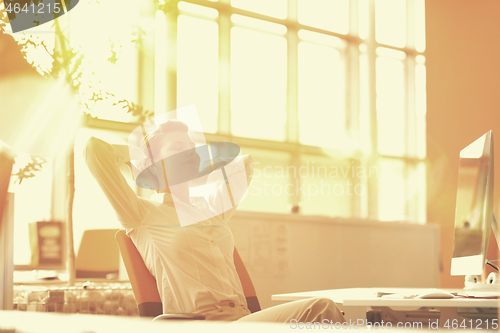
xmin=246 ymin=296 xmax=261 ymax=313
xmin=152 ymin=313 xmax=207 ymax=321
xmin=138 ymin=302 xmax=163 ymax=317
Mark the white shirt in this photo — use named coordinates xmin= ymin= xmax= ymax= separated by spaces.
xmin=84 ymin=137 xmax=254 ymax=316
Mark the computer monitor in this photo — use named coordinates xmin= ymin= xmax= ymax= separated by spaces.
xmin=451 ymin=131 xmax=495 ymax=276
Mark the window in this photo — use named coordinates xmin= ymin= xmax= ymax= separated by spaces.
xmin=68 ymin=0 xmax=141 ymax=122
xmin=168 ymin=0 xmax=427 ymax=222
xmin=3 ymin=0 xmax=427 ymax=235
xmin=3 ymin=0 xmax=427 ymax=268
xmin=33 ymin=0 xmax=425 ymax=224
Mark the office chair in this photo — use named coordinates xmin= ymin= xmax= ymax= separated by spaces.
xmin=115 ymin=230 xmax=261 ymax=320
xmin=76 ymin=229 xmax=120 ymax=279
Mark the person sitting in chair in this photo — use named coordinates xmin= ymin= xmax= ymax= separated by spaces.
xmin=85 ymin=118 xmax=346 ymax=323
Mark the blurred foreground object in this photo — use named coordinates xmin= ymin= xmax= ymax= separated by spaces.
xmin=29 ymin=221 xmax=64 ymax=266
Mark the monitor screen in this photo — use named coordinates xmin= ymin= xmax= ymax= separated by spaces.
xmin=451 ymin=131 xmax=494 ymax=276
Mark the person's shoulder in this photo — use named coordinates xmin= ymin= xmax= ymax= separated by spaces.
xmin=132 ymin=196 xmax=165 ymax=222
xmin=84 ymin=136 xmax=110 ymax=154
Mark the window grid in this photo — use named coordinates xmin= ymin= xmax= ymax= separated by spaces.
xmin=80 ymin=0 xmax=426 ymax=222
xmin=165 ymin=0 xmax=425 ymax=222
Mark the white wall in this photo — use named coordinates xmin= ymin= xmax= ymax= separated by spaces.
xmin=426 ymin=0 xmax=500 ymax=288
xmin=230 ymin=211 xmax=440 ymax=310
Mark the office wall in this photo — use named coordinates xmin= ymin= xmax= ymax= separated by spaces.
xmin=426 ymin=0 xmax=500 ymax=288
xmin=230 ymin=211 xmax=440 ymax=309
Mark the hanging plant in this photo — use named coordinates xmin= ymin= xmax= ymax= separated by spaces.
xmin=12 ymin=155 xmax=48 ymax=184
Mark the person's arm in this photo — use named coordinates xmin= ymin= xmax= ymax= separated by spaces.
xmin=84 ymin=137 xmax=150 ymax=228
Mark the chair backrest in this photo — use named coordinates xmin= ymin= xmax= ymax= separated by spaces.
xmin=232 ymin=247 xmax=261 ymax=313
xmin=115 ymin=230 xmax=162 ymax=317
xmin=115 ymin=229 xmax=261 ymax=317
xmin=76 ymin=229 xmax=120 ymax=278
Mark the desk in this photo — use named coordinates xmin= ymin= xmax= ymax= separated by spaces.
xmin=273 ymin=288 xmax=499 ymax=328
xmin=0 ymin=311 xmax=289 ymax=333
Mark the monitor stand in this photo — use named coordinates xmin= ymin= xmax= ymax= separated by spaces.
xmin=463 ymin=213 xmax=500 ymax=291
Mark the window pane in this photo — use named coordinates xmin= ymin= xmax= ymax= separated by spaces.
xmin=358 ymin=0 xmax=369 ymax=39
xmin=155 ymin=11 xmax=167 ymax=118
xmin=69 ymin=0 xmax=139 ymax=122
xmin=230 ymin=27 xmax=287 ymax=141
xmin=178 ymin=2 xmax=219 ymax=18
xmin=237 ymin=148 xmax=291 ymax=213
xmin=378 ymin=160 xmax=426 ymax=223
xmin=377 ymin=158 xmax=405 ymax=221
xmin=298 ymin=41 xmax=347 ymax=149
xmin=416 ymin=63 xmax=426 ymax=159
xmin=10 ymin=155 xmax=52 ymax=265
xmin=407 ymin=162 xmax=426 ymax=223
xmin=231 ymin=0 xmax=287 ymax=19
xmin=358 ymin=159 xmax=371 ymax=219
xmin=376 ymin=53 xmax=406 ymax=156
xmin=375 ymin=0 xmax=406 ymax=47
xmin=177 ymin=15 xmax=219 ymax=134
xmin=299 ymin=155 xmax=352 ymax=217
xmin=298 ymin=0 xmax=349 ymax=34
xmin=415 ymin=0 xmax=426 ymax=52
xmin=359 ymin=48 xmax=371 ymax=154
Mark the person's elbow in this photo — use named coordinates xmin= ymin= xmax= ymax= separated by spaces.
xmin=84 ymin=136 xmax=105 ymax=169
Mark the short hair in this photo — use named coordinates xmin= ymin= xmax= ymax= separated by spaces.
xmin=141 ymin=120 xmax=189 ymax=158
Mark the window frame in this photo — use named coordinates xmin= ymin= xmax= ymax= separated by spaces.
xmin=80 ymin=0 xmax=426 ymax=222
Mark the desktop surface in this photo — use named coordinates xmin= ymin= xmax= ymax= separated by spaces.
xmin=0 ymin=310 xmax=291 ymax=333
xmin=272 ymin=287 xmax=499 ymax=308
xmin=273 ymin=287 xmax=499 ymax=325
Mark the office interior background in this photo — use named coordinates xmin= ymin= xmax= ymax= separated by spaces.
xmin=2 ymin=0 xmax=500 ymax=310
